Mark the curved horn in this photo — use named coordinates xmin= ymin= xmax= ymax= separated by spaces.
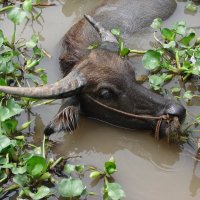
xmin=84 ymin=14 xmax=118 ymax=44
xmin=0 ymin=70 xmax=86 ymax=99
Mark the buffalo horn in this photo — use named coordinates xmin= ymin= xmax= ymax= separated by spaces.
xmin=0 ymin=70 xmax=86 ymax=99
xmin=84 ymin=14 xmax=118 ymax=44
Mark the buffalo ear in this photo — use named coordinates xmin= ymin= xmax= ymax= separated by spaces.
xmin=44 ymin=103 xmax=80 ymax=135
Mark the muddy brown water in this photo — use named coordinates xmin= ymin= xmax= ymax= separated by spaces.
xmin=1 ymin=0 xmax=200 ymax=199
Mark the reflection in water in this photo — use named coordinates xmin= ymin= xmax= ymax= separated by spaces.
xmin=190 ymin=161 xmax=200 ymax=197
xmin=61 ymin=0 xmax=104 ymax=19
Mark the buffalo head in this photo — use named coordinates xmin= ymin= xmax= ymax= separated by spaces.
xmin=0 ymin=15 xmax=186 ymax=138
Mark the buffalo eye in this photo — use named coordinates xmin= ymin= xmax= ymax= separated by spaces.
xmin=98 ymin=88 xmax=114 ymax=99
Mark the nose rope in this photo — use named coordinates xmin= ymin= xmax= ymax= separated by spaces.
xmin=87 ymin=95 xmax=171 ymax=139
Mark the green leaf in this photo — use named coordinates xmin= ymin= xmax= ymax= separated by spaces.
xmin=26 ymin=34 xmax=39 ymax=48
xmin=0 ymin=30 xmax=4 ymax=47
xmin=64 ymin=164 xmax=75 ymax=175
xmin=105 ymin=157 xmax=117 ymax=175
xmin=0 ymin=170 xmax=7 ymax=182
xmin=8 ymin=7 xmax=27 ymax=25
xmin=151 ymin=18 xmax=163 ymax=29
xmin=0 ymin=135 xmax=11 ymax=152
xmin=0 ymin=99 xmax=23 ymax=122
xmin=18 ymin=120 xmax=33 ymax=131
xmin=25 ymin=59 xmax=40 ymax=69
xmin=183 ymin=90 xmax=193 ymax=101
xmin=40 ymin=73 xmax=48 ymax=84
xmin=179 ymin=33 xmax=195 ymax=46
xmin=13 ymin=174 xmax=28 ymax=186
xmin=26 ymin=155 xmax=47 ymax=178
xmin=105 ymin=183 xmax=125 ymax=200
xmin=90 ymin=171 xmax=102 ymax=179
xmin=0 ymin=156 xmax=8 ymax=165
xmin=111 ymin=28 xmax=120 ymax=36
xmin=7 ymin=99 xmax=23 ymax=116
xmin=23 ymin=0 xmax=33 ymax=12
xmin=120 ymin=48 xmax=130 ymax=57
xmin=58 ymin=178 xmax=85 ymax=198
xmin=163 ymin=41 xmax=176 ymax=49
xmin=2 ymin=119 xmax=18 ymax=134
xmin=11 ymin=166 xmax=27 ymax=175
xmin=88 ymin=43 xmax=99 ymax=50
xmin=174 ymin=21 xmax=186 ymax=35
xmin=75 ymin=165 xmax=85 ymax=173
xmin=149 ymin=74 xmax=166 ymax=91
xmin=161 ymin=28 xmax=176 ymax=41
xmin=186 ymin=1 xmax=197 ymax=13
xmin=26 ymin=186 xmax=50 ymax=200
xmin=171 ymin=87 xmax=181 ymax=94
xmin=0 ymin=78 xmax=7 ymax=86
xmin=142 ymin=50 xmax=161 ymax=70
xmin=194 ymin=50 xmax=200 ymax=59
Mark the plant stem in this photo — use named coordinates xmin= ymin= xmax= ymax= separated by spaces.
xmin=3 ymin=183 xmax=19 ymax=193
xmin=129 ymin=49 xmax=146 ymax=54
xmin=11 ymin=24 xmax=17 ymax=48
xmin=50 ymin=157 xmax=63 ymax=169
xmin=42 ymin=134 xmax=46 ymax=158
xmin=175 ymin=50 xmax=181 ymax=70
xmin=0 ymin=5 xmax=15 ymax=13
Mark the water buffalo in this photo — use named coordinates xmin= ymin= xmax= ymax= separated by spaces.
xmin=0 ymin=0 xmax=186 ymax=137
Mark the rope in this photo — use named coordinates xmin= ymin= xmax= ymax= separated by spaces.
xmin=87 ymin=95 xmax=172 ymax=140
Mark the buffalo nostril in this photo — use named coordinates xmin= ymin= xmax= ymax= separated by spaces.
xmin=165 ymin=103 xmax=186 ymax=123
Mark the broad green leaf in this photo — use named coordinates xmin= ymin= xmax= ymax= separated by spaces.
xmin=151 ymin=18 xmax=163 ymax=29
xmin=105 ymin=183 xmax=125 ymax=200
xmin=2 ymin=119 xmax=18 ymax=134
xmin=11 ymin=166 xmax=27 ymax=175
xmin=111 ymin=28 xmax=120 ymax=36
xmin=0 ymin=156 xmax=8 ymax=165
xmin=23 ymin=0 xmax=33 ymax=12
xmin=58 ymin=178 xmax=85 ymax=198
xmin=180 ymin=33 xmax=195 ymax=46
xmin=7 ymin=99 xmax=23 ymax=117
xmin=0 ymin=99 xmax=23 ymax=122
xmin=194 ymin=50 xmax=200 ymax=59
xmin=186 ymin=1 xmax=197 ymax=12
xmin=64 ymin=164 xmax=75 ymax=175
xmin=183 ymin=90 xmax=193 ymax=101
xmin=149 ymin=74 xmax=166 ymax=91
xmin=0 ymin=135 xmax=11 ymax=152
xmin=142 ymin=50 xmax=161 ymax=70
xmin=26 ymin=155 xmax=47 ymax=178
xmin=161 ymin=28 xmax=176 ymax=41
xmin=26 ymin=186 xmax=50 ymax=200
xmin=0 ymin=107 xmax=9 ymax=122
xmin=8 ymin=7 xmax=27 ymax=25
xmin=26 ymin=34 xmax=39 ymax=48
xmin=0 ymin=78 xmax=7 ymax=86
xmin=13 ymin=174 xmax=28 ymax=186
xmin=105 ymin=158 xmax=117 ymax=175
xmin=174 ymin=21 xmax=186 ymax=35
